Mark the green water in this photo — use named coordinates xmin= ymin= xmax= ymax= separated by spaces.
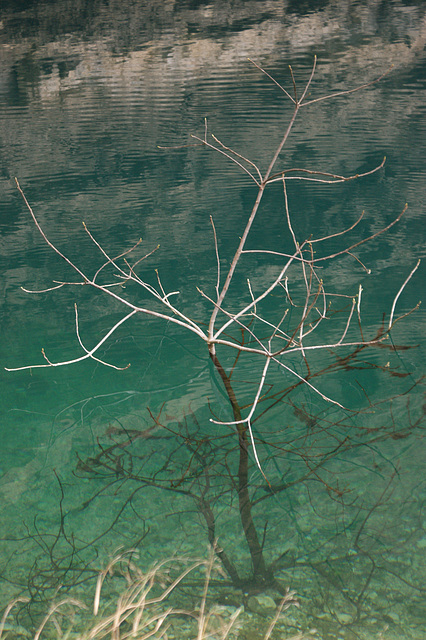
xmin=0 ymin=1 xmax=425 ymax=638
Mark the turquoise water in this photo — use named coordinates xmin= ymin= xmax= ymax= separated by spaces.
xmin=0 ymin=2 xmax=425 ymax=638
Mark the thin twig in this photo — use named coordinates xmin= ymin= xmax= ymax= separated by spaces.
xmin=301 ymin=65 xmax=393 ymax=107
xmin=266 ymin=156 xmax=386 ymax=185
xmin=5 ymin=309 xmax=137 ymax=371
xmin=388 ymin=259 xmax=421 ymax=329
xmin=211 ymin=133 xmax=263 ymax=183
xmin=210 ymin=216 xmax=221 ymax=302
xmin=247 ymin=58 xmax=295 ymax=103
xmin=191 ymin=134 xmax=261 ymax=186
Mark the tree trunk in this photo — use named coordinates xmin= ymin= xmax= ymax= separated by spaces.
xmin=209 ymin=350 xmax=269 ymax=585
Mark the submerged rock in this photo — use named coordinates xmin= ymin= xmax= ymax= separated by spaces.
xmin=0 ymin=623 xmax=31 ymax=638
xmin=246 ymin=593 xmax=276 ymax=617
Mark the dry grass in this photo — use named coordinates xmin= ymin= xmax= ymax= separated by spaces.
xmin=0 ymin=548 xmax=317 ymax=640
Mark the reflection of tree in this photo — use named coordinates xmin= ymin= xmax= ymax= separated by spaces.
xmin=74 ymin=349 xmax=424 ymax=600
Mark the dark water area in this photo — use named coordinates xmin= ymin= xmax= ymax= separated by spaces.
xmin=0 ymin=1 xmax=425 ymax=638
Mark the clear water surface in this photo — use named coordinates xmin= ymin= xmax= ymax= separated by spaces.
xmin=0 ymin=2 xmax=425 ymax=639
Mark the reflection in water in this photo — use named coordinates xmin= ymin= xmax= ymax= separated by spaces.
xmin=0 ymin=1 xmax=425 ymax=639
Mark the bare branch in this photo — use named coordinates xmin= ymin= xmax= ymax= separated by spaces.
xmin=211 ymin=133 xmax=263 ymax=183
xmin=15 ymin=178 xmax=89 ymax=283
xmin=337 ymin=298 xmax=357 ymax=345
xmin=191 ymin=134 xmax=261 ymax=186
xmin=84 ymin=226 xmax=144 ymax=283
xmin=389 ymin=259 xmax=421 ymax=329
xmin=299 ymin=54 xmax=317 ymax=103
xmin=313 ymin=204 xmax=408 ymax=263
xmin=73 ymin=304 xmax=131 ymax=370
xmin=301 ymin=65 xmax=394 ymax=107
xmin=310 ymin=210 xmax=365 ymax=244
xmin=5 ymin=309 xmax=137 ymax=372
xmin=288 ymin=64 xmax=298 ymax=104
xmin=197 ymin=286 xmax=269 ymax=355
xmin=210 ymin=216 xmax=221 ymax=302
xmin=210 ymin=356 xmax=273 ymax=481
xmin=247 ymin=58 xmax=295 ymax=103
xmin=270 ymin=355 xmax=346 ymax=409
xmin=266 ymin=157 xmax=386 ymax=185
xmin=282 ymin=177 xmax=298 ymax=251
xmin=21 ymin=282 xmax=69 ymax=294
xmin=213 ymin=241 xmax=308 ymax=341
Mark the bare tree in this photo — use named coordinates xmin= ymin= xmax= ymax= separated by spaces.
xmin=7 ymin=58 xmax=421 ymax=595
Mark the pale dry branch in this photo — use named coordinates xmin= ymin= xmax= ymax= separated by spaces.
xmin=271 ymin=308 xmax=292 ymax=342
xmin=288 ymin=64 xmax=298 ymax=104
xmin=6 ymin=275 xmax=207 ymax=374
xmin=299 ymin=55 xmax=318 ymax=104
xmin=388 ymin=301 xmax=421 ymax=329
xmin=313 ymin=204 xmax=408 ymax=263
xmin=298 ymin=276 xmax=328 ymax=346
xmin=191 ymin=133 xmax=261 ymax=186
xmin=15 ymin=178 xmax=88 ymax=283
xmin=297 ymin=248 xmax=315 ymax=355
xmin=210 ymin=216 xmax=221 ymax=302
xmin=247 ymin=278 xmax=257 ymax=315
xmin=73 ymin=304 xmax=131 ymax=370
xmin=198 ymin=286 xmax=271 ymax=361
xmin=346 ymin=251 xmax=372 ymax=274
xmin=266 ymin=156 xmax=386 ymax=185
xmin=213 ymin=242 xmax=309 ymax=341
xmin=301 ymin=64 xmax=393 ymax=107
xmin=211 ymin=355 xmax=273 ymax=482
xmin=270 ymin=355 xmax=346 ymax=409
xmin=207 ymin=63 xmax=316 ymax=338
xmin=83 ymin=224 xmax=144 ymax=283
xmin=309 ymin=268 xmax=328 ymax=324
xmin=5 ymin=309 xmax=137 ymax=372
xmin=252 ymin=309 xmax=299 ymax=344
xmin=310 ymin=210 xmax=365 ymax=244
xmin=388 ymin=259 xmax=421 ymax=329
xmin=10 ymin=180 xmax=209 ymax=362
xmin=209 ymin=323 xmax=398 ymax=358
xmin=337 ymin=298 xmax=357 ymax=346
xmin=248 ymin=58 xmax=296 ymax=103
xmin=83 ymin=225 xmax=163 ymax=299
xmin=280 ymin=276 xmax=296 ymax=306
xmin=34 ymin=598 xmax=87 ymax=640
xmin=276 ymin=331 xmax=396 ymax=358
xmin=241 ymin=248 xmax=308 ymax=262
xmin=126 ymin=243 xmax=160 ymax=272
xmin=0 ymin=598 xmax=30 ymax=640
xmin=247 ymin=282 xmax=295 ymax=344
xmin=211 ymin=133 xmax=263 ymax=183
xmin=282 ymin=177 xmax=298 ymax=251
xmin=356 ymin=284 xmax=364 ymax=339
xmin=240 ymin=202 xmax=406 ymax=272
xmin=263 ymin=589 xmax=300 ymax=640
xmin=21 ymin=282 xmax=68 ymax=294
